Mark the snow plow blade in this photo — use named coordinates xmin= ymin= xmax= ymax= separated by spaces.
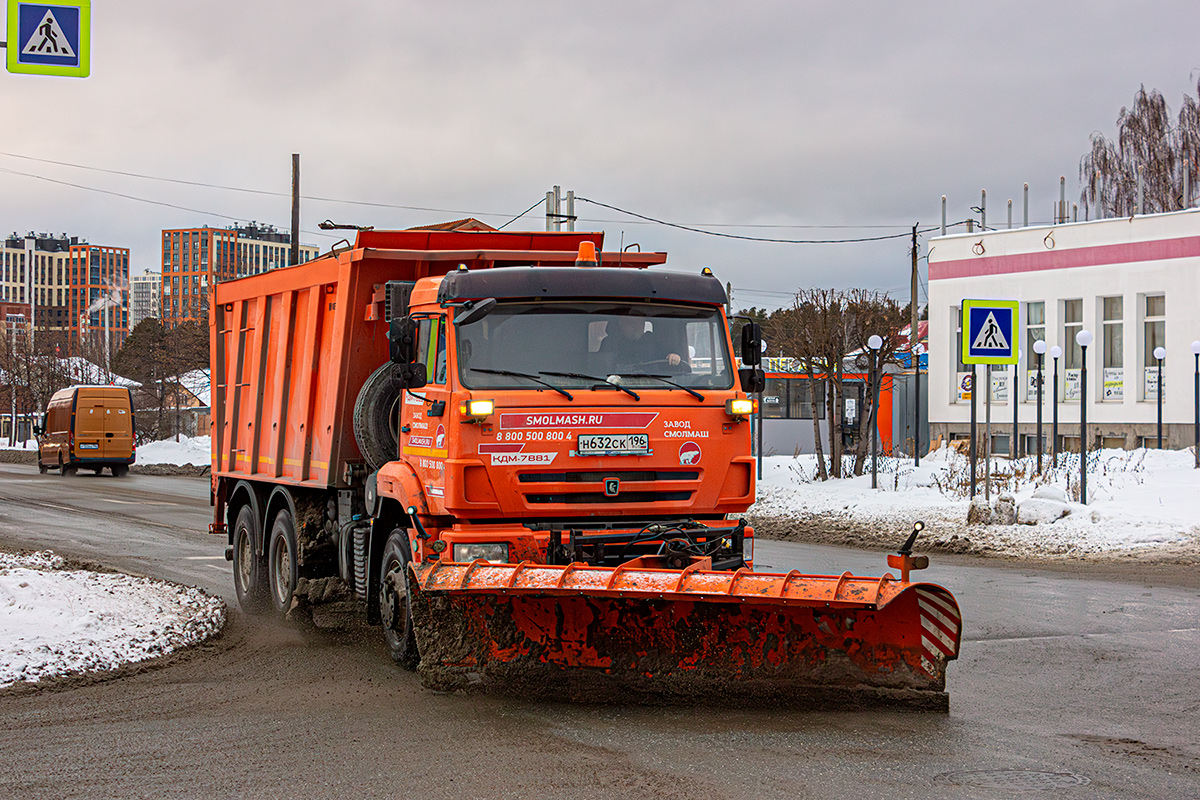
xmin=409 ymin=557 xmax=962 ymax=710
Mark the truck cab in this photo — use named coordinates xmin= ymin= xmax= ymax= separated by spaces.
xmin=374 ymin=261 xmax=759 ymax=571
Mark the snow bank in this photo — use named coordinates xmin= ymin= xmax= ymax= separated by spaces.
xmin=135 ymin=435 xmax=211 ymax=466
xmin=751 ymin=447 xmax=1200 ymax=557
xmin=0 ymin=550 xmax=226 ymax=688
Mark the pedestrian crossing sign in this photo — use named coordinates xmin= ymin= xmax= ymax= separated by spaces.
xmin=7 ymin=1 xmax=90 ymax=77
xmin=961 ymin=298 xmax=1018 ymax=365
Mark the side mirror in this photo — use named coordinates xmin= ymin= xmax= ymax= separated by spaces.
xmin=389 ymin=318 xmax=419 ymax=364
xmin=455 ymin=298 xmax=497 ymax=327
xmin=740 ymin=322 xmax=762 ymax=367
xmin=738 ymin=367 xmax=765 ymax=394
xmin=397 ymin=363 xmax=427 ymax=390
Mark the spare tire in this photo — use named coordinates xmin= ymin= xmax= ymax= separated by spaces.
xmin=354 ymin=362 xmax=403 ymax=471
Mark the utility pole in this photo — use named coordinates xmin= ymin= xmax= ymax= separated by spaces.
xmin=546 ymin=186 xmax=562 ymax=231
xmin=911 ymin=224 xmax=921 ymax=466
xmin=290 ymin=154 xmax=300 ymax=266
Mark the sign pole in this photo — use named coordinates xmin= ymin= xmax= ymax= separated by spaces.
xmin=985 ymin=364 xmax=992 ymax=502
xmin=969 ymin=365 xmax=977 ymax=499
xmin=961 ymin=298 xmax=1019 ymax=502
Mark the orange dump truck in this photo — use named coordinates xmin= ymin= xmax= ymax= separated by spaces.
xmin=211 ymin=228 xmax=961 ymax=708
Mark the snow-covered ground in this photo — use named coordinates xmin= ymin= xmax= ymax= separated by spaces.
xmin=133 ymin=434 xmax=211 ymax=466
xmin=753 ymin=445 xmax=1200 ymax=558
xmin=0 ymin=551 xmax=225 ymax=689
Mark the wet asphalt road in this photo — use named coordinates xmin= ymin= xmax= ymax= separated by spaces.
xmin=0 ymin=462 xmax=1198 ymax=799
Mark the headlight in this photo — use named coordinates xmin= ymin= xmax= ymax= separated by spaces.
xmin=452 ymin=542 xmax=509 ymax=563
xmin=743 ymin=536 xmax=753 ymax=563
xmin=461 ymin=399 xmax=495 ymax=419
xmin=725 ymin=398 xmax=754 ymax=416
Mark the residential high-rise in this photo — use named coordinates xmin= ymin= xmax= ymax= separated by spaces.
xmin=0 ymin=233 xmax=129 ymax=353
xmin=130 ymin=271 xmax=162 ymax=329
xmin=160 ymin=223 xmax=318 ymax=328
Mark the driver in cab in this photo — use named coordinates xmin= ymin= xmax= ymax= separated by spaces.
xmin=598 ymin=317 xmax=682 ymax=370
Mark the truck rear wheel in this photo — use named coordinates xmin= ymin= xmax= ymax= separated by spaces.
xmin=233 ymin=505 xmax=268 ymax=614
xmin=379 ymin=530 xmax=419 ymax=670
xmin=268 ymin=508 xmax=299 ymax=617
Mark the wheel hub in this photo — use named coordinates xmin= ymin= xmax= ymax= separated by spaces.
xmin=380 ymin=565 xmax=402 ymax=630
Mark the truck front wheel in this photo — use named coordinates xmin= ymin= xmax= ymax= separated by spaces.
xmin=268 ymin=508 xmax=299 ymax=618
xmin=233 ymin=505 xmax=268 ymax=614
xmin=379 ymin=530 xmax=419 ymax=670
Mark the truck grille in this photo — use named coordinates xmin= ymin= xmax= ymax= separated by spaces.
xmin=526 ymin=491 xmax=692 ymax=505
xmin=518 ymin=470 xmax=698 ymax=483
xmin=518 ymin=470 xmax=698 ymax=505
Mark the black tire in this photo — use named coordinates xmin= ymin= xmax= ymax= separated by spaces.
xmin=38 ymin=459 xmax=47 ymax=474
xmin=112 ymin=464 xmax=129 ymax=477
xmin=267 ymin=508 xmax=299 ymax=617
xmin=232 ymin=505 xmax=268 ymax=614
xmin=379 ymin=529 xmax=419 ymax=670
xmin=353 ymin=363 xmax=403 ymax=472
xmin=62 ymin=455 xmax=76 ymax=476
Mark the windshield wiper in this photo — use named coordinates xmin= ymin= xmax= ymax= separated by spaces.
xmin=634 ymin=374 xmax=705 ymax=401
xmin=539 ymin=371 xmax=640 ymax=401
xmin=470 ymin=368 xmax=573 ymax=400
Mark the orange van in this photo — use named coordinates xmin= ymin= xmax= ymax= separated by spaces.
xmin=35 ymin=385 xmax=136 ymax=476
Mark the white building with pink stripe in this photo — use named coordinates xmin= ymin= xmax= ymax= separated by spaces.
xmin=927 ymin=208 xmax=1200 ymax=453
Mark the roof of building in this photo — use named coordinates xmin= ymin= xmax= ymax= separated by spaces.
xmin=407 ymin=218 xmax=499 ymax=232
xmin=175 ymin=368 xmax=211 ymax=407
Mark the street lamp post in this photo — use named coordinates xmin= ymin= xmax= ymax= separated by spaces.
xmin=913 ymin=343 xmax=925 ymax=468
xmin=868 ymin=335 xmax=883 ymax=489
xmin=1154 ymin=346 xmax=1166 ymax=449
xmin=1050 ymin=345 xmax=1062 ymax=467
xmin=1033 ymin=339 xmax=1047 ymax=474
xmin=1192 ymin=340 xmax=1200 ymax=469
xmin=1077 ymin=330 xmax=1093 ymax=504
xmin=1012 ymin=349 xmax=1022 ymax=460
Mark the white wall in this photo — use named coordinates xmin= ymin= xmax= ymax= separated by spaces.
xmin=928 ymin=209 xmax=1200 ymax=430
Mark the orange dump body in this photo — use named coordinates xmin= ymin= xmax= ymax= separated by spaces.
xmin=410 ymin=558 xmax=962 ymax=709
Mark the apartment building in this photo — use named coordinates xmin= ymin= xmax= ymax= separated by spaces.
xmin=0 ymin=233 xmax=129 ymax=352
xmin=160 ymin=223 xmax=318 ymax=328
xmin=130 ymin=271 xmax=162 ymax=328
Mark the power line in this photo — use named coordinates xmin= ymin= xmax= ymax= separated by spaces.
xmin=0 ymin=166 xmax=340 ymax=239
xmin=0 ymin=151 xmax=518 ymax=219
xmin=579 ymin=197 xmax=953 ymax=244
xmin=0 ymin=151 xmax=969 ymax=234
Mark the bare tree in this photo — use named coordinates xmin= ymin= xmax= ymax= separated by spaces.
xmin=1081 ymin=81 xmax=1200 ymax=216
xmin=847 ymin=292 xmax=907 ymax=476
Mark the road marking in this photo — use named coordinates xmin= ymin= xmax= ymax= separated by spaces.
xmin=98 ymin=498 xmax=175 ymax=506
xmin=184 ymin=556 xmax=227 ymax=561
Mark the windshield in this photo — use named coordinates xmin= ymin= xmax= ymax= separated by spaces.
xmin=457 ymin=302 xmax=734 ymax=391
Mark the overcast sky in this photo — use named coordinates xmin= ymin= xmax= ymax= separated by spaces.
xmin=3 ymin=1 xmax=1198 ymax=311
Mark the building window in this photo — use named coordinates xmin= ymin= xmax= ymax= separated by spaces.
xmin=1101 ymin=296 xmax=1123 ymax=401
xmin=1063 ymin=298 xmax=1083 ymax=401
xmin=1143 ymin=294 xmax=1165 ymax=400
xmin=762 ymin=377 xmax=826 ymax=419
xmin=1025 ymin=301 xmax=1044 ymax=401
xmin=953 ymin=306 xmax=972 ymax=402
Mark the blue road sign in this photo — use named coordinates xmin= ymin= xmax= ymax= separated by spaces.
xmin=961 ymin=298 xmax=1018 ymax=365
xmin=7 ymin=1 xmax=91 ymax=77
